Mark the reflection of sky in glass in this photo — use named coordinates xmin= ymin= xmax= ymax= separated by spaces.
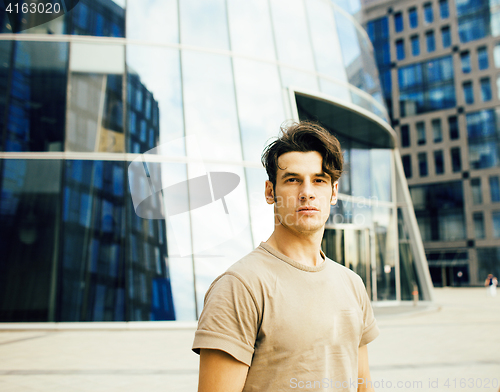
xmin=306 ymin=0 xmax=347 ymax=82
xmin=233 ymin=58 xmax=285 ymax=162
xmin=245 ymin=168 xmax=274 ymax=247
xmin=319 ymin=79 xmax=352 ymax=103
xmin=182 ymin=50 xmax=242 ymax=162
xmin=126 ymin=46 xmax=184 ymax=151
xmin=335 ymin=12 xmax=361 ymax=67
xmin=127 ymin=0 xmax=178 ymax=43
xmin=270 ymin=0 xmax=315 ymax=70
xmin=351 ymin=149 xmax=371 ymax=198
xmin=227 ymin=0 xmax=276 ymax=60
xmin=370 ymin=149 xmax=392 ymax=202
xmin=180 ymin=0 xmax=230 ymax=50
xmin=281 ymin=68 xmax=319 ymax=91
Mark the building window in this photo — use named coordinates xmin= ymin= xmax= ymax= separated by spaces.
xmin=411 ymin=35 xmax=420 ymax=56
xmin=448 ymin=116 xmax=459 ymax=139
xmin=394 ymin=12 xmax=404 ymax=32
xmin=441 ymin=26 xmax=451 ymax=48
xmin=490 ymin=176 xmax=500 ymax=202
xmin=451 ymin=147 xmax=462 ymax=172
xmin=473 ymin=212 xmax=485 ymax=239
xmin=477 ymin=47 xmax=489 ymax=70
xmin=396 ymin=39 xmax=405 ymax=60
xmin=495 ymin=43 xmax=500 ymax=68
xmin=402 ymin=155 xmax=412 ymax=178
xmin=480 ymin=77 xmax=492 ymax=101
xmin=418 ymin=152 xmax=428 ymax=176
xmin=424 ymin=3 xmax=434 ymax=23
xmin=493 ymin=211 xmax=500 ymax=238
xmin=471 ymin=178 xmax=482 ymax=204
xmin=417 ymin=121 xmax=426 ymax=145
xmin=434 ymin=150 xmax=444 ymax=174
xmin=439 ymin=0 xmax=449 ymax=19
xmin=401 ymin=124 xmax=410 ymax=147
xmin=409 ymin=7 xmax=418 ymax=29
xmin=467 ymin=109 xmax=500 ymax=169
xmin=426 ymin=31 xmax=436 ymax=52
xmin=461 ymin=51 xmax=471 ymax=73
xmin=463 ymin=81 xmax=474 ymax=104
xmin=398 ymin=56 xmax=456 ymax=117
xmin=432 ymin=119 xmax=442 ymax=142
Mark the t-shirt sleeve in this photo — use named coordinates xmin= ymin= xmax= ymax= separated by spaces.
xmin=192 ymin=273 xmax=260 ymax=367
xmin=358 ymin=278 xmax=380 ymax=347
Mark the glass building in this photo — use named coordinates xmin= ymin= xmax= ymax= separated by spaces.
xmin=363 ymin=0 xmax=500 ymax=287
xmin=0 ymin=0 xmax=433 ymax=323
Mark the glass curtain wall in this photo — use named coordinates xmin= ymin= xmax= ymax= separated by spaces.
xmin=0 ymin=0 xmax=428 ymax=321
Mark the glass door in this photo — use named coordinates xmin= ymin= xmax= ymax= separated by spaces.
xmin=322 ymin=226 xmax=374 ymax=299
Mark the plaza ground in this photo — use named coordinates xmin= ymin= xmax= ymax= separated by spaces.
xmin=0 ymin=287 xmax=499 ymax=391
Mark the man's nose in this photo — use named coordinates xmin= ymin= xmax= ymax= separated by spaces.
xmin=299 ymin=181 xmax=315 ymax=200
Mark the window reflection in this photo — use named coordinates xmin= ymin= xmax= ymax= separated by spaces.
xmin=227 ymin=0 xmax=275 ymax=60
xmin=127 ymin=0 xmax=178 ymax=43
xmin=270 ymin=0 xmax=315 ymax=71
xmin=182 ymin=51 xmax=242 ymax=162
xmin=1 ymin=41 xmax=68 ymax=152
xmin=233 ymin=58 xmax=284 ymax=162
xmin=180 ymin=0 xmax=229 ymax=50
xmin=306 ymin=0 xmax=347 ymax=83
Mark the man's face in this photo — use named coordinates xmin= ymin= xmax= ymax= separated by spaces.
xmin=265 ymin=151 xmax=338 ymax=236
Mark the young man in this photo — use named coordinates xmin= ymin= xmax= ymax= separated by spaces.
xmin=192 ymin=121 xmax=379 ymax=391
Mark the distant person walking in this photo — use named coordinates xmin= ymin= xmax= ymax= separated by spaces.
xmin=484 ymin=274 xmax=498 ymax=297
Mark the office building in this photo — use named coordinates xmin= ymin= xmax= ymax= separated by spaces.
xmin=363 ymin=0 xmax=500 ymax=286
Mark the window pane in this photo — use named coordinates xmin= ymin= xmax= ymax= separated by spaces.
xmin=463 ymin=81 xmax=474 ymax=104
xmin=432 ymin=119 xmax=442 ymax=142
xmin=441 ymin=26 xmax=451 ymax=48
xmin=451 ymin=147 xmax=462 ymax=172
xmin=449 ymin=116 xmax=459 ymax=139
xmin=480 ymin=77 xmax=492 ymax=101
xmin=409 ymin=7 xmax=418 ymax=28
xmin=471 ymin=178 xmax=482 ymax=204
xmin=439 ymin=0 xmax=450 ymax=19
xmin=401 ymin=124 xmax=410 ymax=147
xmin=478 ymin=47 xmax=489 ymax=70
xmin=426 ymin=31 xmax=436 ymax=52
xmin=418 ymin=152 xmax=428 ymax=176
xmin=490 ymin=176 xmax=500 ymax=202
xmin=473 ymin=212 xmax=485 ymax=239
xmin=396 ymin=39 xmax=405 ymax=60
xmin=411 ymin=35 xmax=420 ymax=56
xmin=424 ymin=3 xmax=434 ymax=23
xmin=395 ymin=12 xmax=404 ymax=32
xmin=461 ymin=51 xmax=471 ymax=73
xmin=434 ymin=150 xmax=444 ymax=174
xmin=466 ymin=109 xmax=500 ymax=169
xmin=417 ymin=122 xmax=426 ymax=145
xmin=493 ymin=211 xmax=500 ymax=238
xmin=495 ymin=43 xmax=500 ymax=67
xmin=402 ymin=155 xmax=412 ymax=177
xmin=127 ymin=0 xmax=178 ymax=44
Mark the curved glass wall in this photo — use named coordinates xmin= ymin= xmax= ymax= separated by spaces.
xmin=0 ymin=0 xmax=429 ymax=322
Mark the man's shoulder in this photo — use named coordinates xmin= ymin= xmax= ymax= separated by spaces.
xmin=325 ymin=256 xmax=366 ymax=290
xmin=224 ymin=245 xmax=278 ymax=283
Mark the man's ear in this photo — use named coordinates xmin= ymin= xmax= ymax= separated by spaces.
xmin=265 ymin=180 xmax=275 ymax=205
xmin=331 ymin=180 xmax=339 ymax=205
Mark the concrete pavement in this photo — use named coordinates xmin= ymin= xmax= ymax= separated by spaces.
xmin=0 ymin=287 xmax=499 ymax=391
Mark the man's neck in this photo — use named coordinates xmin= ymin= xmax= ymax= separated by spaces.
xmin=265 ymin=226 xmax=325 ymax=267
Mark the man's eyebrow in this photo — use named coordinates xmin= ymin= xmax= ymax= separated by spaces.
xmin=280 ymin=172 xmax=329 ymax=179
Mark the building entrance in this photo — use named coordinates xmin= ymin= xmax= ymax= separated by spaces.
xmin=322 ymin=225 xmax=375 ymax=299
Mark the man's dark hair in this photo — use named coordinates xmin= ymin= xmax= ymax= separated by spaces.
xmin=261 ymin=121 xmax=343 ymax=190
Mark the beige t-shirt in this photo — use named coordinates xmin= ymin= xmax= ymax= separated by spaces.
xmin=192 ymin=242 xmax=380 ymax=391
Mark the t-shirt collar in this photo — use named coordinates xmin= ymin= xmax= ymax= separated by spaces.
xmin=259 ymin=242 xmax=327 ymax=272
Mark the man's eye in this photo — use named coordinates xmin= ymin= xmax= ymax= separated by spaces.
xmin=287 ymin=178 xmax=298 ymax=182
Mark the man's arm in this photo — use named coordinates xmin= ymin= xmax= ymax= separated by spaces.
xmin=358 ymin=345 xmax=375 ymax=392
xmin=198 ymin=348 xmax=249 ymax=392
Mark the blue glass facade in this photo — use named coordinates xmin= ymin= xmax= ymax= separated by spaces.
xmin=467 ymin=109 xmax=500 ymax=169
xmin=398 ymin=56 xmax=456 ymax=116
xmin=456 ymin=0 xmax=500 ymax=43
